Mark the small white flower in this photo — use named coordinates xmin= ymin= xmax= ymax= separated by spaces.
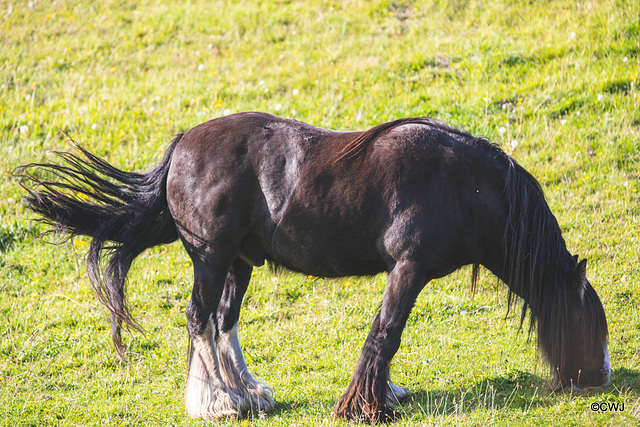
xmin=569 ymin=32 xmax=576 ymax=39
xmin=19 ymin=125 xmax=29 ymax=134
xmin=291 ymin=109 xmax=297 ymax=116
xmin=208 ymin=44 xmax=213 ymax=49
xmin=8 ymin=198 xmax=15 ymax=204
xmin=195 ymin=51 xmax=200 ymax=56
xmin=576 ymin=111 xmax=581 ymax=116
xmin=298 ymin=61 xmax=305 ymax=66
xmin=198 ymin=64 xmax=205 ymax=71
xmin=561 ymin=119 xmax=567 ymax=125
xmin=26 ymin=94 xmax=31 ymax=101
xmin=498 ymin=126 xmax=506 ymax=135
xmin=223 ymin=108 xmax=231 ymax=116
xmin=258 ymin=80 xmax=265 ymax=86
xmin=292 ymin=88 xmax=299 ymax=96
xmin=623 ymin=57 xmax=628 ymax=63
xmin=597 ymin=94 xmax=604 ymax=101
xmin=279 ymin=54 xmax=284 ymax=60
xmin=275 ymin=103 xmax=282 ymax=111
xmin=624 ymin=181 xmax=629 ymax=187
xmin=91 ymin=124 xmax=97 ymax=130
xmin=510 ymin=140 xmax=518 ymax=149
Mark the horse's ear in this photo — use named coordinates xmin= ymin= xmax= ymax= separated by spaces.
xmin=574 ymin=258 xmax=588 ymax=297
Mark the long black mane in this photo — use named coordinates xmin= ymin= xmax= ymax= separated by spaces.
xmin=502 ymin=158 xmax=608 ymax=378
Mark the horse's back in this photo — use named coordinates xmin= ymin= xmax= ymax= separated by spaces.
xmin=167 ymin=114 xmax=508 ymax=277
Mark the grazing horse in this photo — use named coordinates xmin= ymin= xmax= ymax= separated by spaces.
xmin=19 ymin=112 xmax=610 ymax=422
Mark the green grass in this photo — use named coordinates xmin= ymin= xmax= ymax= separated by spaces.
xmin=1 ymin=0 xmax=639 ymax=425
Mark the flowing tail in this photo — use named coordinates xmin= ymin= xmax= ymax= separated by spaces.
xmin=16 ymin=135 xmax=183 ymax=360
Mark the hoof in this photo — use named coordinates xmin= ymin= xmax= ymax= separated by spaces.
xmin=238 ymin=376 xmax=276 ymax=414
xmin=386 ymin=381 xmax=408 ymax=406
xmin=335 ymin=404 xmax=400 ymax=424
xmin=185 ymin=385 xmax=243 ymax=420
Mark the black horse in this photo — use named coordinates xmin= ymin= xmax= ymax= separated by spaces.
xmin=18 ymin=113 xmax=609 ymax=422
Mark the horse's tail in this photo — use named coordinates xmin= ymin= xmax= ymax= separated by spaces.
xmin=16 ymin=134 xmax=183 ymax=360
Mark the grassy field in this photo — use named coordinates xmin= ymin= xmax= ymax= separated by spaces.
xmin=1 ymin=0 xmax=639 ymax=425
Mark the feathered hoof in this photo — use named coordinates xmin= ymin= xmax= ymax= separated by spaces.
xmin=239 ymin=378 xmax=276 ymax=414
xmin=334 ymin=405 xmax=400 ymax=423
xmin=185 ymin=385 xmax=244 ymax=420
xmin=335 ymin=394 xmax=400 ymax=424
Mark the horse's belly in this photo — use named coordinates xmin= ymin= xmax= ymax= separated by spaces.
xmin=269 ymin=221 xmax=388 ymax=277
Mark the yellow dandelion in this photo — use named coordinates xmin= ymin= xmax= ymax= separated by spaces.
xmin=388 ymin=12 xmax=394 ymax=17
xmin=215 ymin=99 xmax=223 ymax=108
xmin=167 ymin=94 xmax=173 ymax=101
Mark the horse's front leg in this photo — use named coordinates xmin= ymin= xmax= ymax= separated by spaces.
xmin=335 ymin=260 xmax=427 ymax=423
xmin=215 ymin=258 xmax=275 ymax=415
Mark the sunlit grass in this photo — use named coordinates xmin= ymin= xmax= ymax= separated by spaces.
xmin=1 ymin=0 xmax=639 ymax=425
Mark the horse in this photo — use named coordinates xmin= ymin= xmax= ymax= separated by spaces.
xmin=18 ymin=112 xmax=610 ymax=422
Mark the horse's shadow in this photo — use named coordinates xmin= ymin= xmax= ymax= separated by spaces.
xmin=396 ymin=367 xmax=640 ymax=418
xmin=246 ymin=367 xmax=640 ymax=421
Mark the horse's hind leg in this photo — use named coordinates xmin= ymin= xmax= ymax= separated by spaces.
xmin=184 ymin=255 xmax=244 ymax=420
xmin=215 ymin=258 xmax=275 ymax=414
xmin=335 ymin=260 xmax=427 ymax=423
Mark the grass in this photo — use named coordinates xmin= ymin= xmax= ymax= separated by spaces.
xmin=1 ymin=0 xmax=639 ymax=425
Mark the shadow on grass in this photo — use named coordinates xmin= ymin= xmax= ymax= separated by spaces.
xmin=242 ymin=368 xmax=640 ymax=421
xmin=397 ymin=367 xmax=639 ymax=418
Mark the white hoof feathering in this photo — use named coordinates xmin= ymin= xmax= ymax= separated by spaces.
xmin=185 ymin=323 xmax=244 ymax=420
xmin=217 ymin=323 xmax=276 ymax=413
xmin=387 ymin=380 xmax=408 ymax=406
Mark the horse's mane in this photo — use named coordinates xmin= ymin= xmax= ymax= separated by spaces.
xmin=502 ymin=158 xmax=576 ymax=326
xmin=503 ymin=159 xmax=608 ymax=376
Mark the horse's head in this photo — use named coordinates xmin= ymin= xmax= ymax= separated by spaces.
xmin=539 ymin=258 xmax=610 ymax=390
